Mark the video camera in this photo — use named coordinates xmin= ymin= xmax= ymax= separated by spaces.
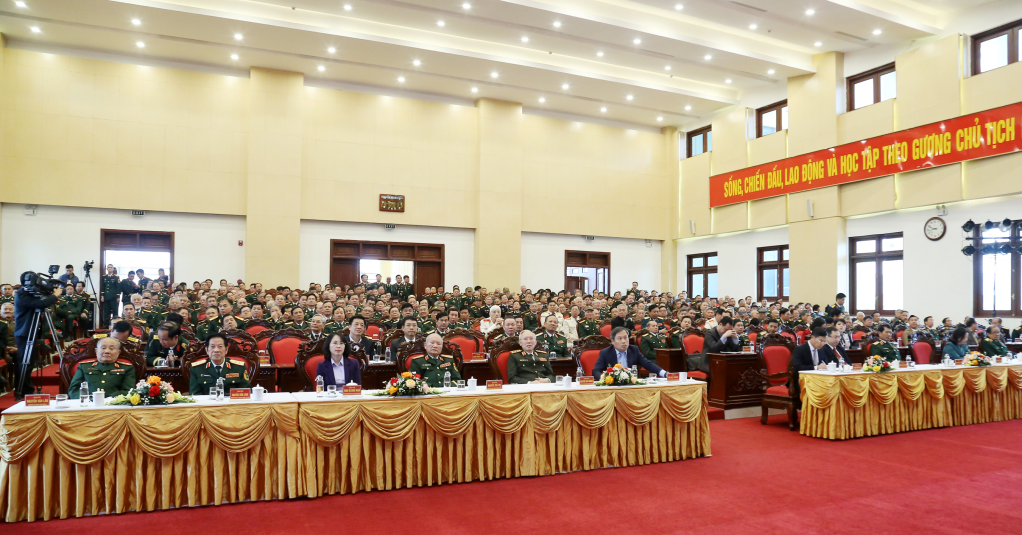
xmin=19 ymin=265 xmax=61 ymax=297
xmin=83 ymin=260 xmax=94 ymax=274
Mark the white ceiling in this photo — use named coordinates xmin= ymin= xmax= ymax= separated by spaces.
xmin=0 ymin=0 xmax=994 ymax=128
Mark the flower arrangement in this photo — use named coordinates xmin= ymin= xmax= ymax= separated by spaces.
xmin=862 ymin=355 xmax=892 ymax=373
xmin=107 ymin=375 xmax=196 ymax=406
xmin=371 ymin=372 xmax=441 ymax=397
xmin=596 ymin=364 xmax=646 ymax=386
xmin=962 ymin=352 xmax=992 ymax=367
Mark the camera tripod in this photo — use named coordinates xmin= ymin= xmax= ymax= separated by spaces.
xmin=15 ymin=307 xmax=65 ymax=399
xmin=82 ymin=264 xmax=100 ymax=331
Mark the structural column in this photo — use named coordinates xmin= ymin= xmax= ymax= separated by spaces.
xmin=661 ymin=126 xmax=679 ymax=293
xmin=245 ymin=68 xmax=303 ymax=287
xmin=474 ymin=98 xmax=523 ymax=289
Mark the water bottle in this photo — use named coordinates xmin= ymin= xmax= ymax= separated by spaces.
xmin=167 ymin=347 xmax=175 ymax=366
xmin=79 ymin=382 xmax=89 ymax=406
xmin=315 ymin=375 xmax=324 ymax=396
xmin=630 ymin=365 xmax=638 ymax=378
xmin=575 ymin=366 xmax=583 ymax=383
xmin=905 ymin=355 xmax=914 ymax=368
xmin=838 ymin=357 xmax=846 ymax=371
xmin=444 ymin=371 xmax=451 ymax=389
xmin=216 ymin=377 xmax=225 ymax=401
xmin=384 ymin=347 xmax=391 ymax=363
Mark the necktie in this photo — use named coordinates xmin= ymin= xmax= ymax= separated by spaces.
xmin=811 ymin=348 xmax=818 ymax=366
xmin=215 ymin=365 xmax=222 ymax=374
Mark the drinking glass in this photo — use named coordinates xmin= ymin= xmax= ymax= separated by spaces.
xmin=327 ymin=385 xmax=337 ymax=397
xmin=456 ymin=380 xmax=466 ymax=389
xmin=55 ymin=394 xmax=68 ymax=408
xmin=209 ymin=386 xmax=219 ymax=400
xmin=648 ymin=374 xmax=657 ymax=384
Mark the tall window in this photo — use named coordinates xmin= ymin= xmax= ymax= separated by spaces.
xmin=972 ymin=221 xmax=1021 ymax=317
xmin=972 ymin=19 xmax=1022 ymax=75
xmin=687 ymin=126 xmax=712 ymax=157
xmin=687 ymin=253 xmax=718 ymax=299
xmin=849 ymin=233 xmax=903 ymax=315
xmin=756 ymin=100 xmax=788 ymax=138
xmin=757 ymin=245 xmax=789 ymax=302
xmin=847 ymin=63 xmax=896 ymax=111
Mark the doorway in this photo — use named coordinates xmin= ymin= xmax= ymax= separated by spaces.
xmin=101 ymin=229 xmax=174 ymax=313
xmin=330 ymin=240 xmax=444 ymax=296
xmin=565 ymin=250 xmax=610 ymax=294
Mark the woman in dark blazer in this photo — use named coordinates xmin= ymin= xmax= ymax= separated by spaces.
xmin=315 ymin=332 xmax=362 ymax=386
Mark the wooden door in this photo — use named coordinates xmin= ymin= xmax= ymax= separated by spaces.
xmin=566 ymin=276 xmax=586 ymax=294
xmin=330 ymin=259 xmax=359 ymax=288
xmin=414 ymin=262 xmax=441 ymax=297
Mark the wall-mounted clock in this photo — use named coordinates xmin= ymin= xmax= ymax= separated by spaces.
xmin=924 ymin=216 xmax=946 ymax=241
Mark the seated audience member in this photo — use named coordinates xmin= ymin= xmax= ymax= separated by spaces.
xmin=592 ymin=326 xmax=667 ymax=379
xmin=870 ymin=324 xmax=900 ymax=362
xmin=700 ymin=317 xmax=741 ymax=368
xmin=409 ymin=333 xmax=461 ymax=387
xmin=189 ymin=333 xmax=251 ymax=395
xmin=69 ymin=337 xmax=136 ymax=398
xmin=346 ymin=315 xmax=377 ymax=359
xmin=390 ymin=317 xmax=420 ymax=357
xmin=479 ymin=305 xmax=503 ymax=334
xmin=639 ymin=319 xmax=666 ymax=362
xmin=145 ymin=321 xmax=188 ymax=367
xmin=506 ymin=330 xmax=555 ymax=384
xmin=535 ymin=314 xmax=568 ymax=358
xmin=821 ymin=326 xmax=847 ymax=364
xmin=964 ymin=318 xmax=980 ymax=346
xmin=789 ymin=327 xmax=830 ymax=402
xmin=901 ymin=315 xmax=920 ymax=346
xmin=108 ymin=320 xmax=137 ymax=345
xmin=308 ymin=314 xmax=327 ymax=342
xmin=316 ymin=332 xmax=361 ymax=387
xmin=980 ymin=326 xmax=1010 ymax=357
xmin=942 ymin=327 xmax=970 ymax=360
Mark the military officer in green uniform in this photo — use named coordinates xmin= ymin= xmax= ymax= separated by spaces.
xmin=189 ymin=333 xmax=251 ymax=395
xmin=577 ymin=307 xmax=600 ymax=338
xmin=870 ymin=325 xmax=901 ymax=362
xmin=324 ymin=307 xmax=348 ymax=334
xmin=138 ymin=297 xmax=162 ymax=328
xmin=68 ymin=337 xmax=136 ymax=398
xmin=981 ymin=326 xmax=1010 ymax=357
xmin=100 ymin=265 xmax=119 ymax=327
xmin=145 ymin=322 xmax=190 ymax=366
xmin=506 ymin=331 xmax=555 ymax=384
xmin=408 ymin=333 xmax=461 ymax=388
xmin=0 ymin=284 xmax=13 ymax=307
xmin=535 ymin=315 xmax=569 ymax=358
xmin=197 ymin=307 xmax=221 ymax=341
xmin=639 ymin=320 xmax=667 ymax=363
xmin=522 ymin=303 xmax=542 ymax=332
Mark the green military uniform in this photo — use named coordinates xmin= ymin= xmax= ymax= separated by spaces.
xmin=245 ymin=293 xmax=259 ymax=306
xmin=68 ymin=360 xmax=136 ymax=398
xmin=870 ymin=340 xmax=901 ymax=362
xmin=1011 ymin=327 xmax=1022 ymax=341
xmin=522 ymin=312 xmax=538 ymax=332
xmin=639 ymin=333 xmax=666 ymax=362
xmin=0 ymin=295 xmax=12 ymax=307
xmin=418 ymin=320 xmax=435 ymax=334
xmin=981 ymin=338 xmax=1009 ymax=357
xmin=577 ymin=319 xmax=600 ymax=339
xmin=232 ymin=315 xmax=248 ymax=330
xmin=197 ymin=316 xmax=221 ymax=341
xmin=324 ymin=320 xmax=348 ymax=334
xmin=737 ymin=334 xmax=751 ymax=348
xmin=54 ymin=295 xmax=75 ymax=338
xmin=408 ymin=354 xmax=462 ymax=388
xmin=669 ymin=328 xmax=683 ymax=349
xmin=468 ymin=305 xmax=484 ymax=319
xmin=189 ymin=357 xmax=251 ymax=395
xmin=506 ymin=349 xmax=555 ymax=384
xmin=285 ymin=321 xmax=310 ymax=331
xmin=101 ymin=274 xmax=119 ymax=325
xmin=144 ymin=338 xmax=190 ymax=366
xmin=118 ymin=279 xmax=138 ymax=305
xmin=138 ymin=307 xmax=162 ymax=328
xmin=446 ymin=296 xmax=463 ymax=312
xmin=535 ymin=331 xmax=569 ymax=358
xmin=452 ymin=320 xmax=471 ymax=330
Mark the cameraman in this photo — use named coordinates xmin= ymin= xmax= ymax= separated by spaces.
xmin=58 ymin=264 xmax=80 ymax=286
xmin=13 ymin=272 xmax=59 ymax=398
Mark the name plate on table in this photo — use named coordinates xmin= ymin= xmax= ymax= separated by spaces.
xmin=486 ymin=380 xmax=503 ymax=390
xmin=25 ymin=394 xmax=50 ymax=406
xmin=342 ymin=385 xmax=362 ymax=396
xmin=743 ymin=345 xmax=754 ymax=353
xmin=666 ymin=372 xmax=681 ymax=381
xmin=471 ymin=353 xmax=487 ymax=362
xmin=578 ymin=376 xmax=594 ymax=386
xmin=230 ymin=388 xmax=251 ymax=400
xmin=258 ymin=354 xmax=271 ymax=366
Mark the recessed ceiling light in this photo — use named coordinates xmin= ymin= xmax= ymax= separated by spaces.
xmin=398 ymin=76 xmax=405 ymax=82
xmin=600 ymin=107 xmax=607 ymax=112
xmin=437 ymin=20 xmax=445 ymax=27
xmin=657 ymin=117 xmax=663 ymax=122
xmin=131 ymin=18 xmax=141 ymax=26
xmin=725 ymin=79 xmax=732 ymax=83
xmin=561 ymin=84 xmax=569 ymax=90
xmin=521 ymin=36 xmax=529 ymax=42
xmin=462 ymin=2 xmax=470 ymax=8
xmin=805 ymin=9 xmax=815 ymax=15
xmin=626 ymin=95 xmax=633 ymax=100
xmin=30 ymin=26 xmax=40 ymax=33
xmin=343 ymin=4 xmax=352 ymax=10
xmin=553 ymin=21 xmax=561 ymax=27
xmin=490 ymin=71 xmax=498 ymax=78
xmin=597 ymin=51 xmax=604 ymax=57
xmin=749 ymin=24 xmax=757 ymax=30
xmin=675 ymin=4 xmax=683 ymax=10
xmin=328 ymin=47 xmax=336 ymax=53
xmin=664 ymin=65 xmax=671 ymax=71
xmin=768 ymin=69 xmax=775 ymax=74
xmin=231 ymin=54 xmax=239 ymax=60
xmin=413 ymin=59 xmax=420 ymax=66
xmin=704 ymin=54 xmax=712 ymax=60
xmin=471 ymin=87 xmax=478 ymax=93
xmin=814 ymin=41 xmax=822 ymax=46
xmin=633 ymin=38 xmax=641 ymax=44
xmin=539 ymin=97 xmax=546 ymax=103
xmin=318 ymin=65 xmax=325 ymax=72
xmin=15 ymin=1 xmax=26 ymax=6
xmin=234 ymin=33 xmax=243 ymax=40
xmin=873 ymin=29 xmax=882 ymax=35
xmin=684 ymin=105 xmax=692 ymax=111
xmin=136 ymin=41 xmax=145 ymax=48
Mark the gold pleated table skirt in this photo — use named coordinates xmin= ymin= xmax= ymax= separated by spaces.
xmin=1 ymin=383 xmax=710 ymax=522
xmin=800 ymin=364 xmax=1022 ymax=440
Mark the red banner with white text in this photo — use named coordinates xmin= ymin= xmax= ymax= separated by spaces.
xmin=708 ymin=102 xmax=1022 ymax=207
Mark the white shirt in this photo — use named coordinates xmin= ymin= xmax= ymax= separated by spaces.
xmin=331 ymin=359 xmax=346 ymax=385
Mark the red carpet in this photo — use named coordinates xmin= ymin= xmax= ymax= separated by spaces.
xmin=5 ymin=415 xmax=1022 ymax=533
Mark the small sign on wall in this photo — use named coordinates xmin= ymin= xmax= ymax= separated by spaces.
xmin=379 ymin=194 xmax=405 ymax=212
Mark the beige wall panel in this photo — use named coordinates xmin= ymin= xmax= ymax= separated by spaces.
xmin=788 ymin=52 xmax=843 ymax=157
xmin=748 ymin=196 xmax=787 ymax=229
xmin=663 ymin=127 xmax=680 ymax=291
xmin=961 ymin=62 xmax=1022 ymax=114
xmin=680 ymin=153 xmax=711 ymax=237
xmin=837 ymin=98 xmax=895 ymax=144
xmin=789 ymin=217 xmax=846 ymax=305
xmin=788 ymin=185 xmax=840 ymax=223
xmin=711 ymin=202 xmax=748 ymax=234
xmin=748 ymin=131 xmax=786 ymax=166
xmin=0 ymin=48 xmax=248 ymax=214
xmin=709 ymin=107 xmax=749 ymax=175
xmin=963 ymin=152 xmax=1022 ymax=200
xmin=895 ymin=34 xmax=961 ymax=130
xmin=839 ymin=175 xmax=895 ymax=216
xmin=475 ymin=99 xmax=522 ymax=289
xmin=895 ymin=164 xmax=963 ymax=209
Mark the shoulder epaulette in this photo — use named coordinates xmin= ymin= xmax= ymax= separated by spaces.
xmin=128 ymin=336 xmax=139 ymax=343
xmin=93 ymin=333 xmax=108 ymax=339
xmin=511 ymin=349 xmax=522 ymax=353
xmin=228 ymin=358 xmax=246 ymax=366
xmin=192 ymin=358 xmax=209 ymax=366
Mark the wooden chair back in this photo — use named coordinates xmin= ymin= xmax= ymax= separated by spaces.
xmin=489 ymin=338 xmax=523 ymax=383
xmin=267 ymin=329 xmax=311 ymax=367
xmin=573 ymin=335 xmax=611 ymax=377
xmin=444 ymin=328 xmax=485 ymax=360
xmin=682 ymin=328 xmax=705 ymax=356
xmin=759 ymin=333 xmax=796 ymax=387
xmin=60 ymin=337 xmax=145 ymax=392
xmin=244 ymin=319 xmax=273 ymax=336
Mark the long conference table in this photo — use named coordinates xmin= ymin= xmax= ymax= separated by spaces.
xmin=799 ymin=361 xmax=1022 ymax=440
xmin=0 ymin=380 xmax=711 ymax=522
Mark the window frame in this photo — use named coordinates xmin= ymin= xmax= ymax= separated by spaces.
xmin=686 ymin=125 xmax=712 ymax=158
xmin=756 ymin=245 xmax=789 ymax=302
xmin=848 ymin=232 xmax=903 ymax=316
xmin=972 ymin=222 xmax=1021 ymax=318
xmin=846 ymin=62 xmax=895 ymax=112
xmin=687 ymin=252 xmax=718 ymax=299
xmin=971 ymin=19 xmax=1022 ymax=75
xmin=755 ymin=100 xmax=788 ymax=138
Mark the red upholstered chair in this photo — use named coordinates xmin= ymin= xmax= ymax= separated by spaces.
xmin=573 ymin=335 xmax=611 ymax=377
xmin=222 ymin=329 xmax=257 ymax=356
xmin=911 ymin=332 xmax=937 ymax=364
xmin=678 ymin=328 xmax=708 ymax=381
xmin=254 ymin=330 xmax=275 ymax=352
xmin=295 ymin=340 xmax=366 ymax=391
xmin=780 ymin=329 xmax=797 ymax=344
xmin=445 ymin=328 xmax=485 ymax=360
xmin=267 ymin=329 xmax=310 ymax=367
xmin=472 ymin=319 xmax=482 ymax=332
xmin=398 ymin=339 xmax=427 ymax=373
xmin=59 ymin=337 xmax=146 ymax=394
xmin=599 ymin=321 xmax=613 ymax=339
xmin=758 ymin=333 xmax=798 ymax=430
xmin=244 ymin=319 xmax=272 ymax=336
xmin=364 ymin=320 xmax=386 ymax=342
xmin=489 ymin=338 xmax=523 ymax=383
xmin=748 ymin=330 xmax=759 ymax=344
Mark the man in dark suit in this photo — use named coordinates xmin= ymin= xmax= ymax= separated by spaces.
xmin=592 ymin=326 xmax=668 ymax=379
xmin=692 ymin=316 xmax=740 ymax=374
xmin=346 ymin=315 xmax=377 ymax=360
xmin=389 ymin=317 xmax=420 ymax=358
xmin=790 ymin=327 xmax=830 ymax=404
xmin=821 ymin=326 xmax=847 ymax=365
